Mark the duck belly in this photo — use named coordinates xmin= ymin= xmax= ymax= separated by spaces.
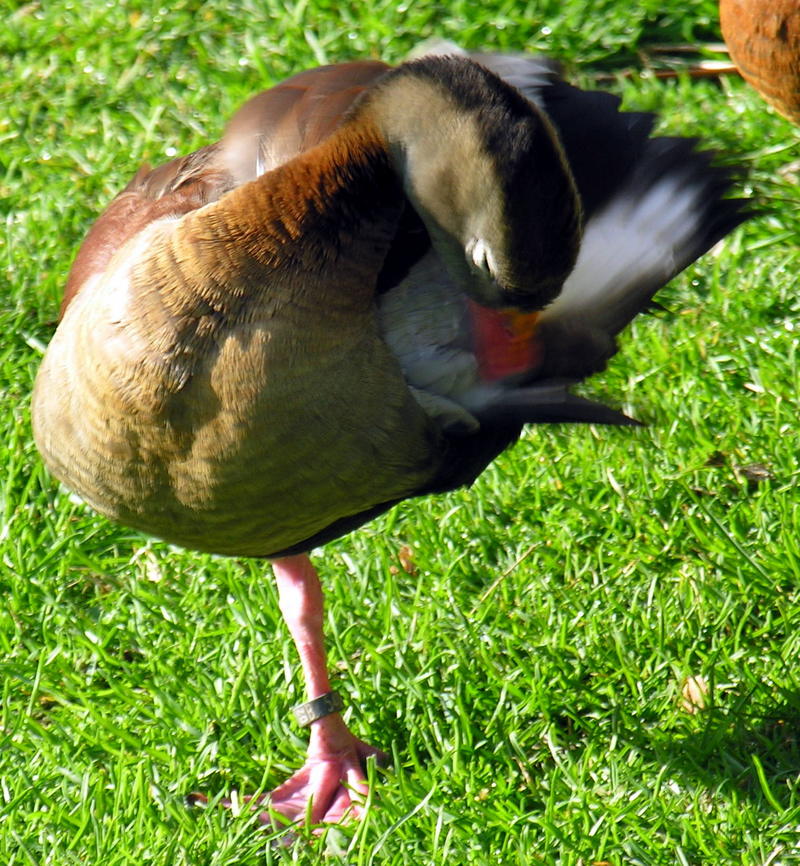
xmin=32 ymin=266 xmax=440 ymax=557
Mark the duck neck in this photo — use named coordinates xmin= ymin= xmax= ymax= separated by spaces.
xmin=164 ymin=118 xmax=405 ymax=318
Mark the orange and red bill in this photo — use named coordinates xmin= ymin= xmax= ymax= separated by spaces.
xmin=467 ymin=299 xmax=543 ymax=382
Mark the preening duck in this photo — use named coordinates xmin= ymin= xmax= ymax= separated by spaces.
xmin=32 ymin=47 xmax=749 ymax=827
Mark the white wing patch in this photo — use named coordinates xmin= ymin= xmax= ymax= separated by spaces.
xmin=542 ymin=172 xmax=703 ymax=321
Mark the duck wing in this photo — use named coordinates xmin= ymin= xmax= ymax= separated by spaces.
xmin=61 ymin=62 xmax=393 ymax=317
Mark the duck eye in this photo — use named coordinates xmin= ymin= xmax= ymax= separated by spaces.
xmin=467 ymin=237 xmax=497 ymax=278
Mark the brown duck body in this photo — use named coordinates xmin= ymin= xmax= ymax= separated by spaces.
xmin=34 ymin=106 xmax=443 ymax=556
xmin=720 ymin=0 xmax=800 ymax=123
xmin=34 ymin=56 xmax=583 ymax=557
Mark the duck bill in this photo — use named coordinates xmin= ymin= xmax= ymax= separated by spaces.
xmin=467 ymin=299 xmax=543 ymax=382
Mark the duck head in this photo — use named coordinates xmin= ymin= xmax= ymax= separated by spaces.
xmin=357 ymin=56 xmax=582 ymax=310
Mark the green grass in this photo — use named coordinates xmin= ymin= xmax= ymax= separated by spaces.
xmin=2 ymin=0 xmax=800 ymax=863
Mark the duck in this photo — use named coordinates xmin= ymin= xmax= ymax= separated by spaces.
xmin=31 ymin=45 xmax=749 ymax=829
xmin=720 ymin=0 xmax=800 ymax=123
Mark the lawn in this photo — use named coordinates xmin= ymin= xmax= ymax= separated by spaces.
xmin=2 ymin=0 xmax=799 ymax=863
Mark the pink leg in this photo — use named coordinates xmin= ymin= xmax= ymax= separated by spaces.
xmin=248 ymin=553 xmax=385 ymax=826
xmin=189 ymin=554 xmax=387 ymax=826
xmin=190 ymin=554 xmax=385 ymax=827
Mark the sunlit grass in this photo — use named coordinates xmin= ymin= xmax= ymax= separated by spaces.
xmin=2 ymin=0 xmax=799 ymax=863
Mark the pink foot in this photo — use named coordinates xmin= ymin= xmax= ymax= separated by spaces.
xmin=252 ymin=735 xmax=386 ymax=826
xmin=190 ymin=718 xmax=386 ymax=830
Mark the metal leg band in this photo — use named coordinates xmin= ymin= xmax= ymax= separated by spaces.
xmin=292 ymin=690 xmax=344 ymax=727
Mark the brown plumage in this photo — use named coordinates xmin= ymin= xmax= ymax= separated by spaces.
xmin=32 ymin=48 xmax=750 ymax=828
xmin=720 ymin=0 xmax=800 ymax=123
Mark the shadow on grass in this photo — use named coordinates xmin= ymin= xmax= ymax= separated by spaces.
xmin=532 ymin=663 xmax=800 ymax=813
xmin=667 ymin=690 xmax=800 ymax=809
